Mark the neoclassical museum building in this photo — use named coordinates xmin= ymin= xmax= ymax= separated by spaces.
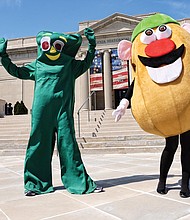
xmin=0 ymin=12 xmax=189 ymax=114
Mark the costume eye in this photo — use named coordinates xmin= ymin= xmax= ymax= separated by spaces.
xmin=156 ymin=25 xmax=172 ymax=40
xmin=140 ymin=29 xmax=156 ymax=44
xmin=53 ymin=40 xmax=64 ymax=52
xmin=41 ymin=37 xmax=51 ymax=51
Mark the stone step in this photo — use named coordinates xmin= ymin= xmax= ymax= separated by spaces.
xmin=0 ymin=145 xmax=165 ymax=156
xmin=0 ymin=127 xmax=31 ymax=131
xmin=85 ymin=131 xmax=153 ymax=137
xmin=80 ymin=145 xmax=165 ymax=154
xmin=0 ymin=119 xmax=139 ymax=127
xmin=0 ymin=127 xmax=145 ymax=136
xmin=0 ymin=149 xmax=27 ymax=156
xmin=0 ymin=109 xmax=165 ymax=155
xmin=0 ymin=125 xmax=148 ymax=136
xmin=79 ymin=135 xmax=163 ymax=142
xmin=0 ymin=134 xmax=30 ymax=138
xmin=0 ymin=132 xmax=163 ymax=141
xmin=0 ymin=133 xmax=160 ymax=140
xmin=0 ymin=137 xmax=165 ymax=149
xmin=78 ymin=139 xmax=165 ymax=148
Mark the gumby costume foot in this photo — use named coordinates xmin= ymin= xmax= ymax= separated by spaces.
xmin=0 ymin=28 xmax=99 ymax=195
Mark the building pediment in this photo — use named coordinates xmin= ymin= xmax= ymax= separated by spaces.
xmin=78 ymin=13 xmax=142 ymax=36
xmin=78 ymin=13 xmax=144 ymax=50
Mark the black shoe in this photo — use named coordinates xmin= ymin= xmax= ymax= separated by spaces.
xmin=180 ymin=191 xmax=190 ymax=198
xmin=157 ymin=181 xmax=167 ymax=194
xmin=157 ymin=187 xmax=167 ymax=194
xmin=94 ymin=187 xmax=104 ymax=193
xmin=25 ymin=190 xmax=36 ymax=196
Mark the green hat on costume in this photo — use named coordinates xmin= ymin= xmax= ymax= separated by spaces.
xmin=131 ymin=13 xmax=180 ymax=42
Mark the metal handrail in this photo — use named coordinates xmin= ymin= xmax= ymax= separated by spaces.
xmin=77 ymin=91 xmax=95 ymax=137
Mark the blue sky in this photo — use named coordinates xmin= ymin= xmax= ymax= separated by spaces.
xmin=0 ymin=0 xmax=190 ymax=39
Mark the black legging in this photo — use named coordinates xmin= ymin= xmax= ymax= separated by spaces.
xmin=159 ymin=130 xmax=190 ymax=192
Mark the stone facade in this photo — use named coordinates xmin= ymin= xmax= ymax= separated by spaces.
xmin=0 ymin=12 xmax=189 ymax=113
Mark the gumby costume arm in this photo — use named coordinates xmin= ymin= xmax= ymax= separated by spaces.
xmin=0 ymin=38 xmax=35 ymax=80
xmin=73 ymin=28 xmax=96 ymax=79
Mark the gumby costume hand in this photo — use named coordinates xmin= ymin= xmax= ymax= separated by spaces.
xmin=0 ymin=38 xmax=7 ymax=56
xmin=84 ymin=28 xmax=96 ymax=46
xmin=0 ymin=28 xmax=98 ymax=195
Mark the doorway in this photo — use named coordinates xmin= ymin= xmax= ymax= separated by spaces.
xmin=114 ymin=89 xmax=128 ymax=108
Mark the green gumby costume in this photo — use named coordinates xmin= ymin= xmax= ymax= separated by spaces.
xmin=0 ymin=28 xmax=97 ymax=194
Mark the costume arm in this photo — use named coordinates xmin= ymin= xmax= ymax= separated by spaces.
xmin=112 ymin=79 xmax=135 ymax=122
xmin=0 ymin=38 xmax=35 ymax=80
xmin=124 ymin=79 xmax=134 ymax=101
xmin=73 ymin=28 xmax=96 ymax=79
xmin=1 ymin=55 xmax=36 ymax=80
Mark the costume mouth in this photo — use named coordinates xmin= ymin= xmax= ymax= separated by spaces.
xmin=45 ymin=53 xmax=60 ymax=61
xmin=138 ymin=44 xmax=185 ymax=84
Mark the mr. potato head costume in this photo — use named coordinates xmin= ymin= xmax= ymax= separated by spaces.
xmin=113 ymin=13 xmax=190 ymax=198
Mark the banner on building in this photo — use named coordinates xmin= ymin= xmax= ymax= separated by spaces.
xmin=90 ymin=49 xmax=128 ymax=91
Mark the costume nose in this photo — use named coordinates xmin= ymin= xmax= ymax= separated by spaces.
xmin=145 ymin=38 xmax=176 ymax=57
xmin=50 ymin=46 xmax=56 ymax=54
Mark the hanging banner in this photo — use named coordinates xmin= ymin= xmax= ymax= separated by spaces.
xmin=90 ymin=50 xmax=103 ymax=91
xmin=111 ymin=49 xmax=128 ymax=90
xmin=90 ymin=49 xmax=128 ymax=91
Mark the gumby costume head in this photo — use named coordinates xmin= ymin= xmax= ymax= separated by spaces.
xmin=118 ymin=13 xmax=190 ymax=137
xmin=36 ymin=31 xmax=82 ymax=63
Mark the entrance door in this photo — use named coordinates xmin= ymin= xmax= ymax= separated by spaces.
xmin=91 ymin=91 xmax=104 ymax=110
xmin=114 ymin=89 xmax=128 ymax=108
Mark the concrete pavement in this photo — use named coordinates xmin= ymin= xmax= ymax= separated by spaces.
xmin=0 ymin=151 xmax=190 ymax=220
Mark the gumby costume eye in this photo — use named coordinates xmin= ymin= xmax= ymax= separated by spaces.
xmin=140 ymin=28 xmax=156 ymax=44
xmin=41 ymin=36 xmax=51 ymax=51
xmin=53 ymin=40 xmax=64 ymax=52
xmin=155 ymin=25 xmax=172 ymax=40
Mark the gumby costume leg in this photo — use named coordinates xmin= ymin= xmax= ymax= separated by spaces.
xmin=24 ymin=99 xmax=96 ymax=194
xmin=0 ymin=28 xmax=99 ymax=195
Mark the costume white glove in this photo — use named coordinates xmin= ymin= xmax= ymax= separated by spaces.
xmin=112 ymin=98 xmax=129 ymax=122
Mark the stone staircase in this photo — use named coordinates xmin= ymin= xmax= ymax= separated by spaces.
xmin=77 ymin=109 xmax=165 ymax=154
xmin=0 ymin=109 xmax=165 ymax=155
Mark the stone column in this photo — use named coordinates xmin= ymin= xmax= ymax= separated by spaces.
xmin=103 ymin=50 xmax=112 ymax=109
xmin=79 ymin=53 xmax=89 ymax=110
xmin=0 ymin=99 xmax=6 ymax=117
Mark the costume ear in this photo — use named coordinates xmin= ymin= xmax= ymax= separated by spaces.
xmin=181 ymin=23 xmax=190 ymax=33
xmin=117 ymin=40 xmax=132 ymax=60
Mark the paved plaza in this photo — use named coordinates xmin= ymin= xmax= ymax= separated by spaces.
xmin=0 ymin=151 xmax=190 ymax=220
